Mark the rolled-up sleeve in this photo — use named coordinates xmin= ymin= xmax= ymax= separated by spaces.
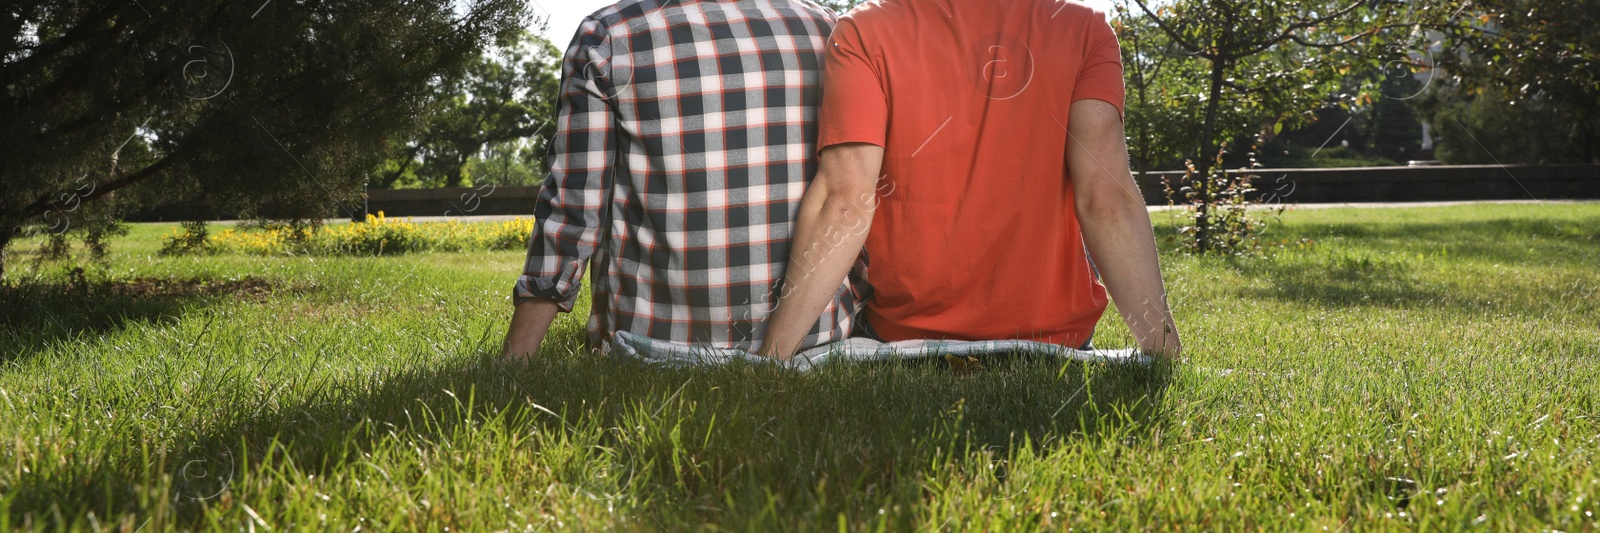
xmin=514 ymin=16 xmax=615 ymax=311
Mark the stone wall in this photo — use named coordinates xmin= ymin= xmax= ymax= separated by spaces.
xmin=1130 ymin=164 xmax=1600 ymax=205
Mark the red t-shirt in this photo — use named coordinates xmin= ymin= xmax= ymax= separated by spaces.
xmin=818 ymin=0 xmax=1126 ymax=346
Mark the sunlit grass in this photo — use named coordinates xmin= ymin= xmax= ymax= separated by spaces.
xmin=1 ymin=203 xmax=1597 ymax=530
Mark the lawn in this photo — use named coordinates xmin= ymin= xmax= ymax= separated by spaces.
xmin=1 ymin=203 xmax=1597 ymax=531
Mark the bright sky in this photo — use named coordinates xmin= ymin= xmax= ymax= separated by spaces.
xmin=531 ymin=0 xmax=617 ymax=44
xmin=533 ymin=0 xmax=1117 ymax=44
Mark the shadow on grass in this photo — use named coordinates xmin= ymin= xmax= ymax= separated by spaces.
xmin=1273 ymin=216 xmax=1600 ymax=267
xmin=1229 ymin=252 xmax=1447 ymax=309
xmin=8 ymin=350 xmax=1172 ymax=528
xmin=1215 ymin=216 xmax=1599 ymax=309
xmin=0 ymin=276 xmax=291 ymax=363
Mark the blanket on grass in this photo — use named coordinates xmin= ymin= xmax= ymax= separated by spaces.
xmin=608 ymin=330 xmax=1152 ymax=372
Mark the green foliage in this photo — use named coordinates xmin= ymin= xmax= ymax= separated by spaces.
xmin=1435 ymin=0 xmax=1600 ymax=163
xmin=1125 ymin=0 xmax=1398 ymax=156
xmin=33 ymin=233 xmax=72 ymax=263
xmin=158 ymin=221 xmax=215 ymax=256
xmin=813 ymin=0 xmax=866 ymax=13
xmin=1364 ymin=72 xmax=1425 ymax=162
xmin=1421 ymin=88 xmax=1590 ymax=166
xmin=372 ymin=31 xmax=563 ymax=189
xmin=79 ymin=220 xmax=130 ymax=263
xmin=2 ymin=205 xmax=1598 ymax=528
xmin=1415 ymin=0 xmax=1600 ymax=168
xmin=1124 ymin=0 xmax=1421 ymax=253
xmin=0 ymin=0 xmax=531 ymax=279
xmin=462 ymin=140 xmax=546 ymax=188
xmin=1115 ymin=3 xmax=1216 ymax=174
xmin=25 ymin=217 xmax=129 ymax=268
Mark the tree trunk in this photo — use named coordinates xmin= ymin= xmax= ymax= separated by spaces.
xmin=1195 ymin=60 xmax=1228 ymax=253
xmin=447 ymin=151 xmax=474 ymax=188
xmin=1585 ymin=122 xmax=1598 ymax=164
xmin=1135 ymin=55 xmax=1152 ymax=181
xmin=377 ymin=144 xmax=424 ymax=188
xmin=0 ymin=223 xmax=16 ymax=283
xmin=446 ymin=161 xmax=468 ymax=188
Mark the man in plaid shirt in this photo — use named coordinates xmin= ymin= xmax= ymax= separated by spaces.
xmin=502 ymin=0 xmax=858 ymax=357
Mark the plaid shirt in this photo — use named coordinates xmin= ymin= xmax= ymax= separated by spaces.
xmin=515 ymin=0 xmax=858 ymax=351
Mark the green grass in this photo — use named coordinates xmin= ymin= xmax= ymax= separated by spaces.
xmin=1 ymin=203 xmax=1597 ymax=531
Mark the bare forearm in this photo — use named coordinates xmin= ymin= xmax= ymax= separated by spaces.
xmin=759 ymin=144 xmax=885 ymax=360
xmin=501 ymin=298 xmax=561 ymax=360
xmin=758 ymin=191 xmax=872 ymax=359
xmin=1079 ymin=199 xmax=1181 ymax=357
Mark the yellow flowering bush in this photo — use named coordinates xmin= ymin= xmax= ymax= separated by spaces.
xmin=160 ymin=213 xmax=535 ymax=256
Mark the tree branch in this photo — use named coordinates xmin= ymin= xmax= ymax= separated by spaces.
xmin=17 ymin=153 xmax=180 ymax=223
xmin=1288 ymin=29 xmax=1375 ymax=49
xmin=0 ymin=3 xmax=128 ymax=80
xmin=1286 ymin=0 xmax=1369 ymax=34
xmin=1220 ymin=78 xmax=1255 ymax=94
xmin=1130 ymin=0 xmax=1210 ymax=58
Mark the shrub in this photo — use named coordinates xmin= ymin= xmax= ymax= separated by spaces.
xmin=159 ymin=221 xmax=216 ymax=256
xmin=29 ymin=219 xmax=129 ymax=266
xmin=1163 ymin=138 xmax=1283 ymax=255
xmin=163 ymin=212 xmax=536 ymax=256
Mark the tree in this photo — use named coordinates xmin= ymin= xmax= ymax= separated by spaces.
xmin=1435 ymin=0 xmax=1600 ymax=163
xmin=1128 ymin=0 xmax=1416 ymax=252
xmin=372 ymin=31 xmax=562 ymax=189
xmin=1113 ymin=1 xmax=1213 ymax=177
xmin=0 ymin=0 xmax=529 ymax=279
xmin=1364 ymin=69 xmax=1424 ymax=163
xmin=814 ymin=0 xmax=865 ymax=14
xmin=1421 ymin=87 xmax=1587 ymax=165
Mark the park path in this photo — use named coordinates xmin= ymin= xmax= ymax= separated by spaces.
xmin=1145 ymin=199 xmax=1595 ymax=212
xmin=399 ymin=199 xmax=1595 ymax=223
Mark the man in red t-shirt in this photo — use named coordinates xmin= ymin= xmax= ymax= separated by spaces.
xmin=758 ymin=0 xmax=1182 ymax=358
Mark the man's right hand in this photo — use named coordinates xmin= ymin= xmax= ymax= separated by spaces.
xmin=501 ymin=298 xmax=562 ymax=361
